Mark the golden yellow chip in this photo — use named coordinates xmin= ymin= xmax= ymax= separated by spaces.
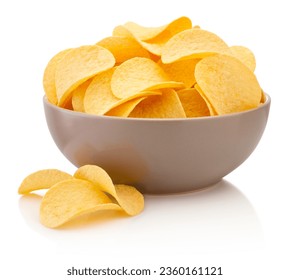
xmin=123 ymin=16 xmax=192 ymax=41
xmin=84 ymin=68 xmax=119 ymax=115
xmin=161 ymin=28 xmax=231 ymax=63
xmin=260 ymin=90 xmax=266 ymax=103
xmin=74 ymin=165 xmax=144 ymax=216
xmin=194 ymin=84 xmax=217 ymax=116
xmin=43 ymin=48 xmax=72 ymax=105
xmin=195 ymin=54 xmax=261 ymax=115
xmin=229 ymin=45 xmax=256 ymax=72
xmin=40 ymin=179 xmax=121 ymax=228
xmin=55 ymin=45 xmax=115 ymax=107
xmin=111 ymin=57 xmax=184 ymax=99
xmin=177 ymin=88 xmax=210 ymax=117
xmin=158 ymin=59 xmax=199 ymax=88
xmin=105 ymin=96 xmax=146 ymax=117
xmin=129 ymin=88 xmax=186 ymax=118
xmin=71 ymin=79 xmax=92 ymax=112
xmin=97 ymin=36 xmax=150 ymax=64
xmin=18 ymin=169 xmax=73 ymax=194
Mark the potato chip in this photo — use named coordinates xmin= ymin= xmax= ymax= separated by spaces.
xmin=111 ymin=57 xmax=184 ymax=99
xmin=161 ymin=28 xmax=231 ymax=63
xmin=229 ymin=45 xmax=256 ymax=72
xmin=40 ymin=179 xmax=121 ymax=228
xmin=55 ymin=45 xmax=115 ymax=107
xmin=105 ymin=96 xmax=146 ymax=117
xmin=129 ymin=88 xmax=186 ymax=118
xmin=74 ymin=165 xmax=144 ymax=216
xmin=113 ymin=17 xmax=192 ymax=56
xmin=43 ymin=48 xmax=72 ymax=105
xmin=71 ymin=79 xmax=92 ymax=112
xmin=195 ymin=54 xmax=261 ymax=115
xmin=123 ymin=16 xmax=192 ymax=41
xmin=177 ymin=88 xmax=210 ymax=117
xmin=158 ymin=59 xmax=199 ymax=88
xmin=84 ymin=68 xmax=119 ymax=115
xmin=18 ymin=169 xmax=73 ymax=194
xmin=97 ymin=36 xmax=150 ymax=64
xmin=194 ymin=84 xmax=217 ymax=116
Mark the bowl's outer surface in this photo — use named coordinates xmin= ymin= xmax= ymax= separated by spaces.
xmin=44 ymin=96 xmax=270 ymax=194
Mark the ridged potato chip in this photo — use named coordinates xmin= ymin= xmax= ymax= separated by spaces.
xmin=55 ymin=45 xmax=115 ymax=107
xmin=161 ymin=28 xmax=231 ymax=63
xmin=177 ymin=88 xmax=210 ymax=117
xmin=129 ymin=88 xmax=186 ymax=118
xmin=40 ymin=179 xmax=121 ymax=228
xmin=195 ymin=54 xmax=261 ymax=115
xmin=97 ymin=36 xmax=150 ymax=64
xmin=74 ymin=165 xmax=144 ymax=216
xmin=229 ymin=45 xmax=256 ymax=72
xmin=18 ymin=169 xmax=73 ymax=194
xmin=43 ymin=48 xmax=72 ymax=105
xmin=111 ymin=57 xmax=184 ymax=99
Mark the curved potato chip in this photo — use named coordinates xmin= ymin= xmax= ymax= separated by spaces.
xmin=40 ymin=179 xmax=121 ymax=228
xmin=195 ymin=54 xmax=261 ymax=115
xmin=97 ymin=36 xmax=150 ymax=64
xmin=55 ymin=45 xmax=115 ymax=107
xmin=158 ymin=59 xmax=199 ymax=88
xmin=18 ymin=169 xmax=73 ymax=194
xmin=194 ymin=84 xmax=217 ymax=116
xmin=113 ymin=19 xmax=191 ymax=56
xmin=84 ymin=68 xmax=119 ymax=115
xmin=177 ymin=88 xmax=210 ymax=117
xmin=43 ymin=48 xmax=72 ymax=105
xmin=74 ymin=165 xmax=144 ymax=216
xmin=129 ymin=88 xmax=186 ymax=118
xmin=72 ymin=79 xmax=92 ymax=112
xmin=123 ymin=16 xmax=192 ymax=41
xmin=229 ymin=45 xmax=256 ymax=72
xmin=111 ymin=57 xmax=184 ymax=99
xmin=105 ymin=97 xmax=146 ymax=117
xmin=161 ymin=28 xmax=231 ymax=63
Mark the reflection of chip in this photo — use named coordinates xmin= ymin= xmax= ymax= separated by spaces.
xmin=55 ymin=45 xmax=115 ymax=107
xmin=129 ymin=88 xmax=186 ymax=118
xmin=177 ymin=88 xmax=210 ymax=117
xmin=195 ymin=54 xmax=261 ymax=115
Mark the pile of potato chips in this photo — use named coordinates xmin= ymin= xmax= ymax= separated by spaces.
xmin=43 ymin=16 xmax=264 ymax=118
xmin=18 ymin=165 xmax=144 ymax=228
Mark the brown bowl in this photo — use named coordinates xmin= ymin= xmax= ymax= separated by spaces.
xmin=43 ymin=94 xmax=270 ymax=194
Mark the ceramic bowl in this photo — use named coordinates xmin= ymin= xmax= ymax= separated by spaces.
xmin=43 ymin=94 xmax=270 ymax=194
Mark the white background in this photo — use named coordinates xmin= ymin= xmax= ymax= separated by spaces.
xmin=1 ymin=0 xmax=289 ymax=279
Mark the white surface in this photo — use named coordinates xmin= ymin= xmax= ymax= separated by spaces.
xmin=1 ymin=0 xmax=289 ymax=279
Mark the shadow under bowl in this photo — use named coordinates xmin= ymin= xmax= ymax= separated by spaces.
xmin=43 ymin=95 xmax=271 ymax=194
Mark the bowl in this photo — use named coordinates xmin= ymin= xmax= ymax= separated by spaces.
xmin=43 ymin=94 xmax=271 ymax=194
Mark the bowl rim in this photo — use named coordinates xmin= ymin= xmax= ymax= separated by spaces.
xmin=43 ymin=93 xmax=271 ymax=123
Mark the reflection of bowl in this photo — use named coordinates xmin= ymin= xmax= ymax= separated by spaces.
xmin=43 ymin=94 xmax=270 ymax=194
